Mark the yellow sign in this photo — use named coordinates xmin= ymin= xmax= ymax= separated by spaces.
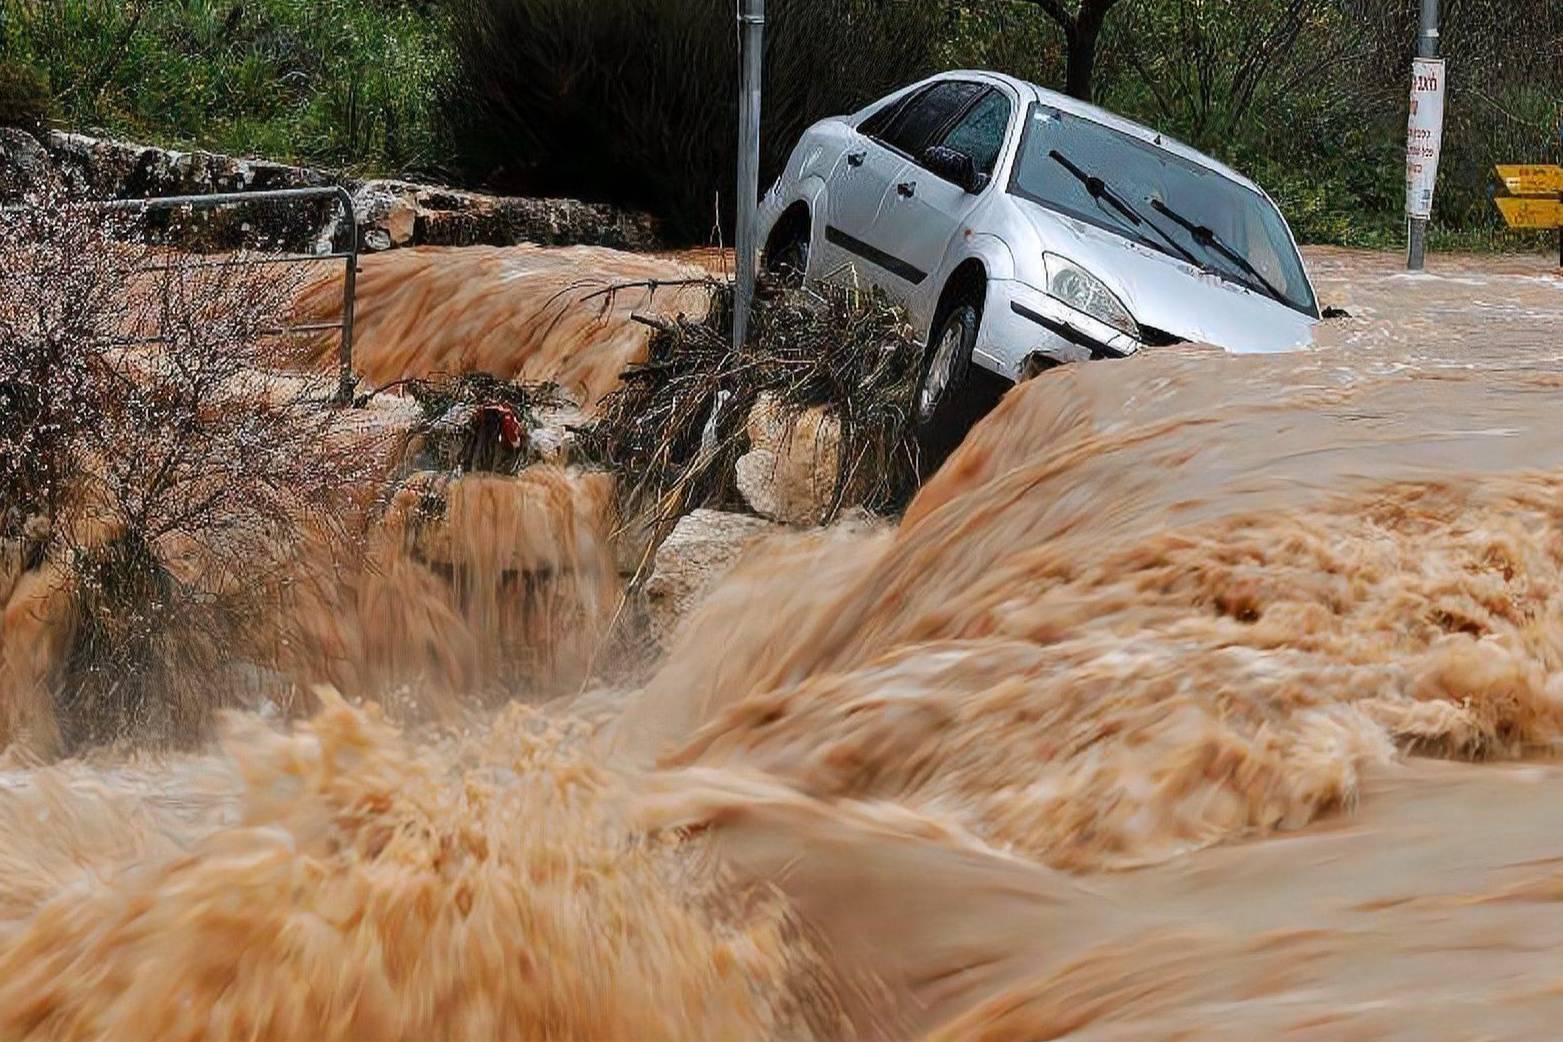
xmin=1496 ymin=165 xmax=1563 ymax=196
xmin=1496 ymin=196 xmax=1563 ymax=230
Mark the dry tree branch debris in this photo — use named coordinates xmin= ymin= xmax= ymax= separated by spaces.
xmin=581 ymin=278 xmax=926 ymax=564
xmin=399 ymin=372 xmax=574 ymax=476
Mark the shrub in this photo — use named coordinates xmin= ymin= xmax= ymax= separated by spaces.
xmin=0 ymin=61 xmax=53 ymax=134
xmin=445 ymin=0 xmax=953 ymax=241
xmin=0 ymin=191 xmax=373 ymax=754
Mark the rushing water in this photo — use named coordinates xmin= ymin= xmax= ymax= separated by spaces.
xmin=293 ymin=244 xmax=713 ymax=408
xmin=4 ymin=247 xmax=1563 ymax=1040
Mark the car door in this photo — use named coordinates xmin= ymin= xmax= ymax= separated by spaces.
xmin=820 ymin=141 xmax=908 ymax=279
xmin=821 ymin=80 xmax=989 ymax=290
xmin=878 ymin=87 xmax=1015 ymax=310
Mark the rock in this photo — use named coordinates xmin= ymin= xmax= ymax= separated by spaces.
xmin=643 ymin=509 xmax=781 ymax=646
xmin=351 ymin=179 xmax=660 ymax=253
xmin=45 ymin=131 xmax=339 ymax=252
xmin=529 ymin=402 xmax=589 ymax=465
xmin=735 ymin=394 xmax=847 ymax=526
xmin=416 ymin=192 xmax=658 ymax=251
xmin=0 ymin=128 xmax=53 ymax=202
xmin=29 ymin=131 xmax=662 ymax=253
xmin=45 ymin=131 xmax=330 ymax=199
xmin=352 ymin=180 xmax=420 ymax=251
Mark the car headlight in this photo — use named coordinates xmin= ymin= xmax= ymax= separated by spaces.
xmin=1042 ymin=254 xmax=1137 ymax=337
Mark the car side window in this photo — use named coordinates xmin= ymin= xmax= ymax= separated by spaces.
xmin=858 ymin=88 xmax=924 ymax=140
xmin=937 ymin=90 xmax=1012 ymax=177
xmin=873 ymin=81 xmax=987 ymax=159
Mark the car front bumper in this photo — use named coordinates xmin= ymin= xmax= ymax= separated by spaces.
xmin=975 ymin=278 xmax=1142 ymax=380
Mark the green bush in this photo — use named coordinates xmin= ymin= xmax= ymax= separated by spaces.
xmin=0 ymin=60 xmax=52 ymax=134
xmin=0 ymin=0 xmax=453 ymax=176
xmin=444 ymin=0 xmax=955 ymax=241
xmin=942 ymin=0 xmax=1561 ymax=250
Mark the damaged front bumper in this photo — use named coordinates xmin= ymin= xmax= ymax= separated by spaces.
xmin=975 ymin=278 xmax=1145 ymax=380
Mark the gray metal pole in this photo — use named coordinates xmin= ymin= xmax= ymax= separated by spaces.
xmin=1407 ymin=0 xmax=1440 ymax=270
xmin=337 ymin=184 xmax=359 ymax=407
xmin=733 ymin=0 xmax=765 ymax=348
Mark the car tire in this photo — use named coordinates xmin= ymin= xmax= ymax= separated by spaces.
xmin=762 ymin=222 xmax=810 ymax=290
xmin=915 ymin=299 xmax=983 ymax=471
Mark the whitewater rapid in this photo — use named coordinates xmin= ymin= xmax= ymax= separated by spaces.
xmin=4 ymin=247 xmax=1563 ymax=1040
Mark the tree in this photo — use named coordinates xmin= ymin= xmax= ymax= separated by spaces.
xmin=1115 ymin=0 xmax=1350 ymax=143
xmin=1017 ymin=0 xmax=1129 ymax=101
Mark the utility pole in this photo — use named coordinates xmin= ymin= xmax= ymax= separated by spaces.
xmin=1407 ymin=0 xmax=1441 ymax=270
xmin=733 ymin=0 xmax=765 ymax=348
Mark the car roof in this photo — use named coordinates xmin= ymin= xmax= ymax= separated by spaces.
xmin=897 ymin=70 xmax=1264 ymax=195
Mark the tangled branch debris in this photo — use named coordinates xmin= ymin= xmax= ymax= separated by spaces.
xmin=582 ymin=279 xmax=926 ymax=550
xmin=400 ymin=372 xmax=574 ymax=476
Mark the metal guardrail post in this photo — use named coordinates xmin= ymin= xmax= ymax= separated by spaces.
xmin=333 ymin=185 xmax=359 ymax=405
xmin=98 ymin=186 xmax=359 ymax=404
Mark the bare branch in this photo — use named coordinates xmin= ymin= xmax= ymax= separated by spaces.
xmin=1016 ymin=0 xmax=1079 ymax=37
xmin=1 ymin=185 xmax=379 ymax=750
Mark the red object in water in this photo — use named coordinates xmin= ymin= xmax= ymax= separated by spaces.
xmin=475 ymin=403 xmax=525 ymax=449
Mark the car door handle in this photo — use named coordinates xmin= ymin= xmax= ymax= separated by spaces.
xmin=846 ymin=151 xmax=866 ymax=167
xmin=897 ymin=181 xmax=917 ymax=197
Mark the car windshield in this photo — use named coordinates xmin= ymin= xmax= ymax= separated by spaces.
xmin=1010 ymin=103 xmax=1317 ymax=317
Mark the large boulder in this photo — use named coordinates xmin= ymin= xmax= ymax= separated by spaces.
xmin=44 ymin=131 xmax=338 ymax=251
xmin=643 ymin=509 xmax=781 ymax=646
xmin=353 ymin=180 xmax=421 ymax=251
xmin=45 ymin=130 xmax=329 ymax=199
xmin=735 ymin=394 xmax=847 ymax=527
xmin=347 ymin=179 xmax=659 ymax=253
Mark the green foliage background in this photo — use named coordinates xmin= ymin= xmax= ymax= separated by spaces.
xmin=949 ymin=0 xmax=1562 ymax=251
xmin=0 ymin=0 xmax=452 ymax=176
xmin=2 ymin=0 xmax=1559 ymax=249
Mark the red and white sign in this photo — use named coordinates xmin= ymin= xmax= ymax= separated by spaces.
xmin=1406 ymin=57 xmax=1447 ymax=220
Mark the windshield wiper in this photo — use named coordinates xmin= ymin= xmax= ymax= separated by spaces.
xmin=1047 ymin=150 xmax=1206 ymax=269
xmin=1147 ymin=197 xmax=1291 ymax=309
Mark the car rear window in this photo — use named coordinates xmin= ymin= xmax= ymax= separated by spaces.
xmin=872 ymin=81 xmax=987 ymax=159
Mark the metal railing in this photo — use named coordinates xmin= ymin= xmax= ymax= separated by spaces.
xmin=99 ymin=186 xmax=359 ymax=403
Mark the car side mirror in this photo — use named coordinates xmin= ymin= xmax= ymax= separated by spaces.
xmin=921 ymin=145 xmax=989 ymax=194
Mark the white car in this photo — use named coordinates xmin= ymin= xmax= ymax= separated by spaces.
xmin=757 ymin=70 xmax=1321 ymax=441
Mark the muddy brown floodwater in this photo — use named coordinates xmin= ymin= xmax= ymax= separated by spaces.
xmin=4 ymin=247 xmax=1563 ymax=1041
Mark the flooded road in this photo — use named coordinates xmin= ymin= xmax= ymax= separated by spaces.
xmin=4 ymin=247 xmax=1563 ymax=1040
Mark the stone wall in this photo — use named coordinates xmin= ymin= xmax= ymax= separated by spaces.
xmin=45 ymin=131 xmax=332 ymax=200
xmin=341 ymin=179 xmax=659 ymax=254
xmin=1 ymin=129 xmax=660 ymax=254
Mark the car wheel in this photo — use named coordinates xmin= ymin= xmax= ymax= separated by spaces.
xmin=762 ymin=224 xmax=809 ymax=289
xmin=915 ymin=300 xmax=981 ymax=469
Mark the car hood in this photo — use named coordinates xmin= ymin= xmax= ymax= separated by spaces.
xmin=1017 ymin=201 xmax=1317 ymax=354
